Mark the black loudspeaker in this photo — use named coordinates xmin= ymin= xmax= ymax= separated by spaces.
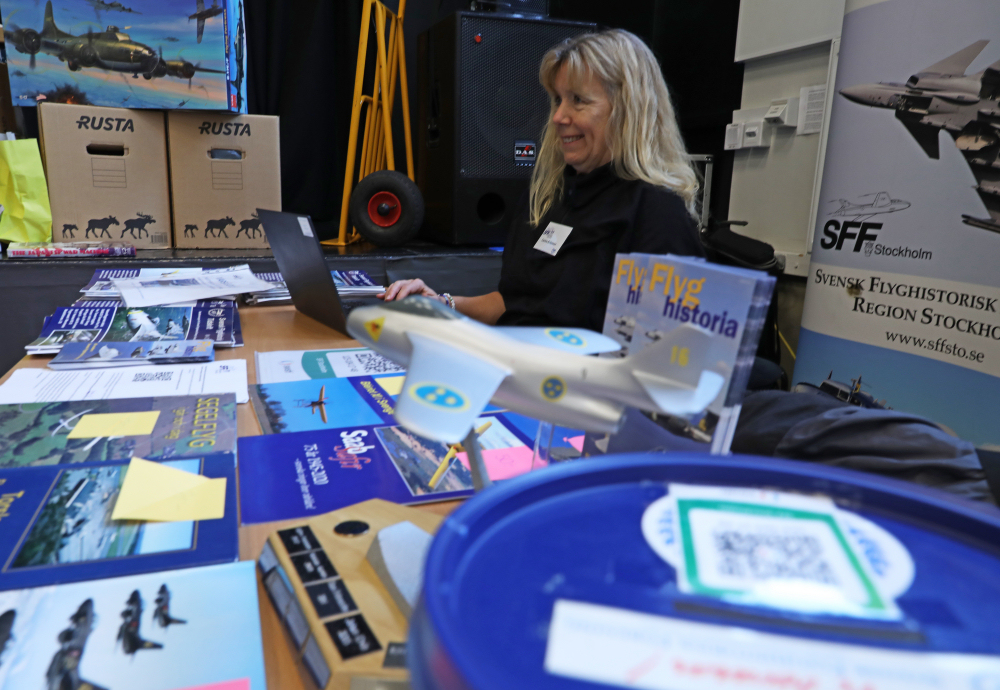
xmin=417 ymin=12 xmax=596 ymax=245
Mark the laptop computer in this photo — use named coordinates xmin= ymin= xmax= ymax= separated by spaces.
xmin=257 ymin=208 xmax=349 ymax=335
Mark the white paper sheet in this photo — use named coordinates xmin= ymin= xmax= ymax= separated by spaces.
xmin=797 ymin=84 xmax=827 ymax=135
xmin=545 ymin=600 xmax=1000 ymax=690
xmin=112 ymin=264 xmax=275 ymax=308
xmin=255 ymin=348 xmax=404 ymax=384
xmin=0 ymin=360 xmax=249 ymax=404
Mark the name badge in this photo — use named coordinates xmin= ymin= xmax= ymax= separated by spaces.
xmin=533 ymin=222 xmax=573 ymax=256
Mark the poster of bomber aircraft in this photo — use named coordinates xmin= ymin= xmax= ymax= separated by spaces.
xmin=2 ymin=0 xmax=245 ymax=110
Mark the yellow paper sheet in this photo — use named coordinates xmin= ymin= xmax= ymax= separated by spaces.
xmin=111 ymin=457 xmax=226 ymax=522
xmin=376 ymin=375 xmax=405 ymax=396
xmin=67 ymin=411 xmax=161 ymax=439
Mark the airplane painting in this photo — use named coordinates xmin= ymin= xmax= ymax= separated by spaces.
xmin=152 ymin=585 xmax=187 ymax=628
xmin=840 ymin=40 xmax=1000 ymax=232
xmin=117 ymin=590 xmax=163 ymax=655
xmin=5 ymin=2 xmax=160 ymax=74
xmin=829 ymin=192 xmax=911 ymax=221
xmin=46 ymin=599 xmax=108 ymax=690
xmin=189 ymin=0 xmax=224 ymax=43
xmin=347 ymin=296 xmax=724 ymax=444
xmin=2 ymin=0 xmax=245 ymax=111
xmin=296 ymin=385 xmax=329 ymax=424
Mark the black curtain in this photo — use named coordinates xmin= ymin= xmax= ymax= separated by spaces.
xmin=245 ymin=0 xmax=363 ymax=240
xmin=245 ymin=0 xmax=742 ymax=240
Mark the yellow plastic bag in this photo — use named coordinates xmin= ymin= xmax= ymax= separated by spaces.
xmin=0 ymin=139 xmax=52 ymax=243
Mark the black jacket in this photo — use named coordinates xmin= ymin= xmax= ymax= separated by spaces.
xmin=497 ymin=164 xmax=704 ymax=331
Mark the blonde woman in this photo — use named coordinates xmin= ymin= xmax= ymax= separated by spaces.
xmin=380 ymin=29 xmax=704 ymax=331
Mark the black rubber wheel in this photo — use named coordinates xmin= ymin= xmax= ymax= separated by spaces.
xmin=349 ymin=170 xmax=424 ymax=246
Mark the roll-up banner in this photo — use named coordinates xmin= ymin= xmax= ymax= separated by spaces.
xmin=794 ymin=0 xmax=1000 ymax=445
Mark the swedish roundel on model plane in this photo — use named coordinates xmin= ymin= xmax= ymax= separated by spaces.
xmin=346 ymin=296 xmax=725 ymax=444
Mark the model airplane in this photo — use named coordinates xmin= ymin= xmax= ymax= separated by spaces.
xmin=840 ymin=39 xmax=1000 ymax=232
xmin=46 ymin=600 xmax=108 ymax=690
xmin=346 ymin=296 xmax=724 ymax=444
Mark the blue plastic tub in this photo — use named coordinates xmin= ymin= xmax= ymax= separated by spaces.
xmin=409 ymin=453 xmax=1000 ymax=690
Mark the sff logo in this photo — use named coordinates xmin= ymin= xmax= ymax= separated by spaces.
xmin=820 ymin=220 xmax=881 ymax=252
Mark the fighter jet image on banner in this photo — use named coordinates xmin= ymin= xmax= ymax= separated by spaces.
xmin=347 ymin=296 xmax=724 ymax=443
xmin=830 ymin=191 xmax=911 ymax=221
xmin=840 ymin=40 xmax=1000 ymax=233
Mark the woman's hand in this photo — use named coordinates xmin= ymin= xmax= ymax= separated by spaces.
xmin=379 ymin=278 xmax=440 ymax=302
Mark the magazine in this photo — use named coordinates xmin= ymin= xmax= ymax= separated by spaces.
xmin=602 ymin=253 xmax=775 ymax=454
xmin=254 ymin=347 xmax=404 ymax=384
xmin=246 ymin=269 xmax=383 ymax=304
xmin=0 ymin=394 xmax=237 ymax=469
xmin=112 ymin=264 xmax=275 ymax=308
xmin=238 ymin=412 xmax=538 ymax=523
xmin=49 ymin=340 xmax=215 ymax=369
xmin=26 ymin=299 xmax=238 ymax=354
xmin=0 ymin=455 xmax=238 ymax=591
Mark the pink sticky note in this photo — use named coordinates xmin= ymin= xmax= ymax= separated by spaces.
xmin=457 ymin=445 xmax=542 ymax=481
xmin=173 ymin=679 xmax=250 ymax=690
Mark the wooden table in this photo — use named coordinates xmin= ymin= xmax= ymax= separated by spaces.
xmin=4 ymin=304 xmax=460 ymax=690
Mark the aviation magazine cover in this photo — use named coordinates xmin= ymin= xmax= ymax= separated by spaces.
xmin=3 ymin=0 xmax=247 ymax=111
xmin=0 ymin=455 xmax=238 ymax=591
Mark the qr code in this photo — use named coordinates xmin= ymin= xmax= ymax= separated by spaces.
xmin=356 ymin=353 xmax=403 ymax=374
xmin=133 ymin=371 xmax=174 ymax=383
xmin=713 ymin=531 xmax=838 ymax=584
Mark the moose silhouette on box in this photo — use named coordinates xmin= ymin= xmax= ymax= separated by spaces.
xmin=81 ymin=213 xmax=157 ymax=240
xmin=184 ymin=212 xmax=265 ymax=240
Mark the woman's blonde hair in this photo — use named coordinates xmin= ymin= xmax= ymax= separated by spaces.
xmin=529 ymin=29 xmax=699 ymax=226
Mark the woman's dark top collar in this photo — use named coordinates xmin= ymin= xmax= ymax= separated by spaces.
xmin=562 ymin=162 xmax=619 ymax=209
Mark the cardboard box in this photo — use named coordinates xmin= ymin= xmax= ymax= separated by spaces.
xmin=39 ymin=103 xmax=172 ymax=248
xmin=167 ymin=112 xmax=281 ymax=249
xmin=5 ymin=0 xmax=246 ymax=112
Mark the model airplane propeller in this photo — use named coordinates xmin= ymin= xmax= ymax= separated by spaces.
xmin=347 ymin=296 xmax=725 ymax=445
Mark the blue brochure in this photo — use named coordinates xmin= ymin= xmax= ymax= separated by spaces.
xmin=238 ymin=412 xmax=537 ymax=524
xmin=0 ymin=453 xmax=238 ymax=590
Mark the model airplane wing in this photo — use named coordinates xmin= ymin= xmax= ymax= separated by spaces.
xmin=393 ymin=332 xmax=512 ymax=443
xmin=492 ymin=326 xmax=622 ymax=354
xmin=197 ymin=18 xmax=206 ymax=43
xmin=625 ymin=325 xmax=725 ymax=416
